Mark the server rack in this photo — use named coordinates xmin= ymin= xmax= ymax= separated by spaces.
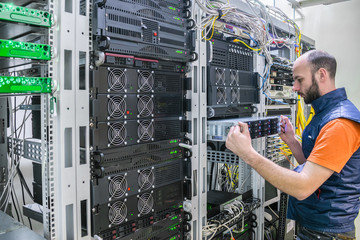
xmin=0 ymin=1 xmax=314 ymax=240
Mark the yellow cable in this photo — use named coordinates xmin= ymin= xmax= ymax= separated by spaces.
xmin=305 ymin=107 xmax=314 ymax=126
xmin=233 ymin=39 xmax=262 ymax=51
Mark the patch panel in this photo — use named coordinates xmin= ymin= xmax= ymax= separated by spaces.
xmin=266 ymin=136 xmax=291 ymax=164
xmin=0 ymin=76 xmax=52 ymax=93
xmin=0 ymin=3 xmax=52 ymax=27
xmin=0 ymin=39 xmax=51 ymax=60
xmin=213 ymin=20 xmax=251 ymax=40
xmin=268 ymin=85 xmax=295 ymax=99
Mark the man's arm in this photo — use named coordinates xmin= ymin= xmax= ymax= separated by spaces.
xmin=279 ymin=116 xmax=307 ymax=164
xmin=226 ymin=122 xmax=334 ymax=200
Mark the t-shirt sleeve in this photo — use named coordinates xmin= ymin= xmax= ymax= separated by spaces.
xmin=307 ymin=118 xmax=360 ymax=173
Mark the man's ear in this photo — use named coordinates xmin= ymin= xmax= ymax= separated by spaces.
xmin=318 ymin=68 xmax=328 ymax=83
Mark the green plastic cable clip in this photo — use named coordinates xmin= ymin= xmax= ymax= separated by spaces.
xmin=0 ymin=39 xmax=51 ymax=60
xmin=0 ymin=3 xmax=52 ymax=27
xmin=0 ymin=76 xmax=52 ymax=93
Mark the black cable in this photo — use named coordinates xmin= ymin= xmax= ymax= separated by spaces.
xmin=20 ymin=178 xmax=33 ymax=230
xmin=209 ymin=162 xmax=214 ymax=190
xmin=16 ymin=166 xmax=34 ymax=201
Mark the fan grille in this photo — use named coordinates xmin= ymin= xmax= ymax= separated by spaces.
xmin=108 ymin=201 xmax=127 ymax=225
xmin=109 ymin=175 xmax=127 ymax=199
xmin=215 ymin=68 xmax=225 ymax=85
xmin=216 ymin=88 xmax=226 ymax=104
xmin=108 ymin=96 xmax=126 ymax=119
xmin=138 ymin=168 xmax=155 ymax=190
xmin=108 ymin=68 xmax=127 ymax=91
xmin=137 ymin=95 xmax=154 ymax=117
xmin=137 ymin=192 xmax=154 ymax=215
xmin=230 ymin=70 xmax=239 ymax=86
xmin=138 ymin=71 xmax=154 ymax=92
xmin=231 ymin=88 xmax=240 ymax=103
xmin=138 ymin=120 xmax=154 ymax=142
xmin=108 ymin=122 xmax=127 ymax=146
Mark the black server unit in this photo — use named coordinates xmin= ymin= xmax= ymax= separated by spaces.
xmin=206 ymin=35 xmax=259 ymax=118
xmin=93 ymin=0 xmax=196 ymax=62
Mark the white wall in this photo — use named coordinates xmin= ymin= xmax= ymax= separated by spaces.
xmin=297 ymin=0 xmax=360 ymax=109
xmin=296 ymin=1 xmax=360 ymax=239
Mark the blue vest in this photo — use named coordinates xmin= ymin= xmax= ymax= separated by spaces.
xmin=287 ymin=88 xmax=360 ymax=233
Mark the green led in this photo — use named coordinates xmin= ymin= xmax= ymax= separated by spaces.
xmin=174 ymin=17 xmax=180 ymax=20
xmin=0 ymin=76 xmax=52 ymax=93
xmin=131 ymin=213 xmax=133 ymax=216
xmin=169 ymin=6 xmax=176 ymax=11
xmin=176 ymin=50 xmax=183 ymax=54
xmin=0 ymin=39 xmax=51 ymax=60
xmin=179 ymin=205 xmax=183 ymax=208
xmin=0 ymin=3 xmax=52 ymax=27
xmin=245 ymin=107 xmax=249 ymax=109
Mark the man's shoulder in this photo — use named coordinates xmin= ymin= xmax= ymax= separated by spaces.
xmin=323 ymin=100 xmax=360 ymax=126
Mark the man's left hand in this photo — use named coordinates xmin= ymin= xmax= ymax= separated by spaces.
xmin=225 ymin=121 xmax=256 ymax=160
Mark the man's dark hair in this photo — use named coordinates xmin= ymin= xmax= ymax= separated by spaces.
xmin=306 ymin=50 xmax=337 ymax=79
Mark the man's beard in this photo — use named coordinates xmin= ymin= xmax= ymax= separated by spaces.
xmin=302 ymin=74 xmax=321 ymax=104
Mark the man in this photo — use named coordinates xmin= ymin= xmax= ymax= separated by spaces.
xmin=226 ymin=50 xmax=360 ymax=240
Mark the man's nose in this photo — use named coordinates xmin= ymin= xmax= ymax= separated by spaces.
xmin=292 ymin=81 xmax=300 ymax=92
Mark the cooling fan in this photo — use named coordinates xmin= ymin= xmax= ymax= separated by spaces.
xmin=108 ymin=175 xmax=127 ymax=199
xmin=137 ymin=192 xmax=154 ymax=216
xmin=107 ymin=68 xmax=127 ymax=92
xmin=138 ymin=168 xmax=155 ymax=191
xmin=108 ymin=201 xmax=127 ymax=225
xmin=230 ymin=70 xmax=239 ymax=86
xmin=216 ymin=87 xmax=226 ymax=104
xmin=215 ymin=68 xmax=225 ymax=85
xmin=137 ymin=120 xmax=154 ymax=142
xmin=107 ymin=96 xmax=126 ymax=119
xmin=138 ymin=70 xmax=154 ymax=92
xmin=231 ymin=88 xmax=240 ymax=104
xmin=137 ymin=95 xmax=154 ymax=117
xmin=107 ymin=122 xmax=127 ymax=146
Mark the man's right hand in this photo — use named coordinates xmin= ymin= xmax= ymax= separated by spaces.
xmin=279 ymin=115 xmax=296 ymax=144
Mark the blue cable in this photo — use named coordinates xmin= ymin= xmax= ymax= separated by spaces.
xmin=263 ymin=92 xmax=289 ymax=105
xmin=260 ymin=64 xmax=272 ymax=90
xmin=243 ymin=32 xmax=259 ymax=47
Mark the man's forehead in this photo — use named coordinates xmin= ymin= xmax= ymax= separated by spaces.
xmin=294 ymin=55 xmax=308 ymax=68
